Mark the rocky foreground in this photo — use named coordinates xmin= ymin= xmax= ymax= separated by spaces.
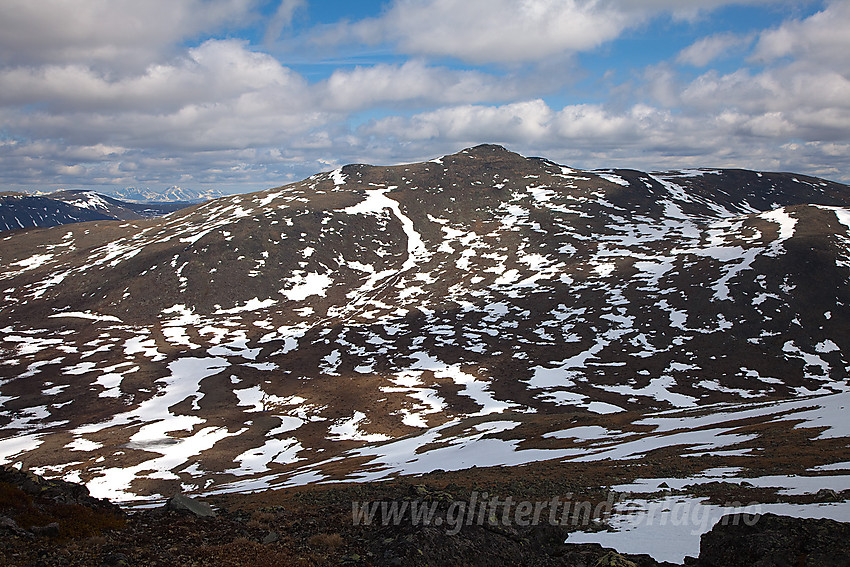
xmin=2 ymin=465 xmax=848 ymax=567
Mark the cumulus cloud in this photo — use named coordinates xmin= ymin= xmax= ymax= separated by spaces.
xmin=357 ymin=100 xmax=690 ymax=161
xmin=264 ymin=0 xmax=307 ymax=46
xmin=677 ymin=32 xmax=754 ymax=66
xmin=0 ymin=40 xmax=309 ymax=114
xmin=671 ymin=2 xmax=850 ymax=145
xmin=325 ymin=0 xmax=633 ymax=64
xmin=0 ymin=40 xmax=532 ymax=144
xmin=0 ymin=0 xmax=254 ymax=69
xmin=0 ymin=34 xmax=547 ymax=189
xmin=751 ymin=0 xmax=850 ymax=68
xmin=366 ymin=100 xmax=641 ymax=145
xmin=1 ymin=1 xmax=848 ymax=192
xmin=319 ymin=0 xmax=796 ymax=64
xmin=0 ymin=36 xmax=329 ymax=190
xmin=363 ymin=100 xmax=557 ymax=143
xmin=320 ymin=61 xmax=526 ymax=111
xmin=681 ymin=66 xmax=850 ymax=118
xmin=348 ymin=93 xmax=847 ymax=177
xmin=609 ymin=0 xmax=783 ymax=21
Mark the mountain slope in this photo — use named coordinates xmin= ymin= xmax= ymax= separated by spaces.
xmin=0 ymin=192 xmax=115 ymax=232
xmin=1 ymin=145 xmax=849 ymax=501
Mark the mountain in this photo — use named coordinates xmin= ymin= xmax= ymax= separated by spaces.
xmin=48 ymin=190 xmax=194 ymax=219
xmin=0 ymin=190 xmax=193 ymax=233
xmin=105 ymin=186 xmax=225 ymax=203
xmin=1 ymin=145 xmax=848 ymax=512
xmin=0 ymin=191 xmax=115 ymax=232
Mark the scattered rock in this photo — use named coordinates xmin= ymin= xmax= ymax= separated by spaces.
xmin=814 ymin=488 xmax=840 ymax=502
xmin=30 ymin=522 xmax=60 ymax=538
xmin=100 ymin=552 xmax=131 ymax=567
xmin=262 ymin=530 xmax=279 ymax=544
xmin=407 ymin=483 xmax=454 ymax=502
xmin=165 ymin=492 xmax=216 ymax=518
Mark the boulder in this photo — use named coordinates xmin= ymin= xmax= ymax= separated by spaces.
xmin=30 ymin=522 xmax=60 ymax=538
xmin=0 ymin=515 xmax=28 ymax=537
xmin=814 ymin=488 xmax=840 ymax=503
xmin=697 ymin=513 xmax=850 ymax=566
xmin=164 ymin=492 xmax=216 ymax=518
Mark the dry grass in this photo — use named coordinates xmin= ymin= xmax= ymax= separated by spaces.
xmin=307 ymin=532 xmax=344 ymax=550
xmin=0 ymin=480 xmax=125 ymax=540
xmin=246 ymin=508 xmax=277 ymax=529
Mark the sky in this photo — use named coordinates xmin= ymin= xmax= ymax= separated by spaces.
xmin=1 ymin=0 xmax=849 ymax=196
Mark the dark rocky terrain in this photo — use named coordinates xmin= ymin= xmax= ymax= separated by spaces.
xmin=2 ymin=465 xmax=848 ymax=566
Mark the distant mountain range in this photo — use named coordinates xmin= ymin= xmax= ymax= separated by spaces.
xmin=0 ymin=190 xmax=197 ymax=233
xmin=1 ymin=145 xmax=848 ymax=506
xmin=104 ymin=186 xmax=225 ymax=203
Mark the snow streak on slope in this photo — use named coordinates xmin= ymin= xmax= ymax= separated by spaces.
xmin=345 ymin=186 xmax=429 ymax=272
xmin=266 ymin=389 xmax=849 ymax=489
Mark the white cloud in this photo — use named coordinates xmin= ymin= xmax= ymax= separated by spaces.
xmin=264 ymin=0 xmax=307 ymax=45
xmin=320 ymin=0 xmax=795 ymax=64
xmin=320 ymin=61 xmax=523 ymax=111
xmin=677 ymin=32 xmax=754 ymax=66
xmin=676 ymin=65 xmax=850 ymax=139
xmin=609 ymin=0 xmax=783 ymax=22
xmin=1 ymin=1 xmax=848 ymax=193
xmin=362 ymin=100 xmax=556 ymax=144
xmin=751 ymin=0 xmax=850 ymax=69
xmin=0 ymin=39 xmax=312 ymax=128
xmin=0 ymin=41 xmax=533 ymax=147
xmin=331 ymin=0 xmax=633 ymax=64
xmin=554 ymin=104 xmax=645 ymax=140
xmin=351 ymin=85 xmax=850 ymax=181
xmin=0 ymin=0 xmax=255 ymax=69
xmin=358 ymin=100 xmax=681 ymax=156
xmin=647 ymin=3 xmax=850 ymax=155
xmin=0 ymin=38 xmax=329 ymax=192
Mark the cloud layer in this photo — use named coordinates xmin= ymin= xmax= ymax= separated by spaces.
xmin=0 ymin=0 xmax=848 ymax=193
xmin=0 ymin=0 xmax=255 ymax=68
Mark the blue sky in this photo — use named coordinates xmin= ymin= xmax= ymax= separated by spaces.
xmin=1 ymin=0 xmax=848 ymax=195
